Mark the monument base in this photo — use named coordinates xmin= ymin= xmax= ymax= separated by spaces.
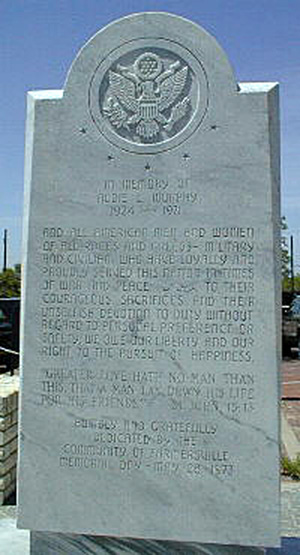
xmin=30 ymin=532 xmax=266 ymax=554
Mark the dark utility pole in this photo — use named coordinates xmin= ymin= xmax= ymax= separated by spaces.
xmin=290 ymin=235 xmax=295 ymax=297
xmin=3 ymin=229 xmax=7 ymax=272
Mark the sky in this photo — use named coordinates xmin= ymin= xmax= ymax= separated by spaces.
xmin=1 ymin=0 xmax=299 ymax=272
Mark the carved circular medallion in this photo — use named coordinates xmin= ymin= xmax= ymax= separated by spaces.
xmin=89 ymin=40 xmax=209 ymax=153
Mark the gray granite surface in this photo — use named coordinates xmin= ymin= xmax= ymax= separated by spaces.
xmin=18 ymin=12 xmax=281 ymax=547
xmin=2 ymin=479 xmax=300 ymax=554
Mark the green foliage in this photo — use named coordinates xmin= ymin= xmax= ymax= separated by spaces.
xmin=0 ymin=266 xmax=21 ymax=298
xmin=282 ymin=274 xmax=300 ymax=293
xmin=281 ymin=455 xmax=300 ymax=479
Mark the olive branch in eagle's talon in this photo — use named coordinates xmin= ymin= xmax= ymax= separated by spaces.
xmin=103 ymin=97 xmax=130 ymax=129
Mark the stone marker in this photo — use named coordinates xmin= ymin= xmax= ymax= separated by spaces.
xmin=17 ymin=12 xmax=281 ymax=550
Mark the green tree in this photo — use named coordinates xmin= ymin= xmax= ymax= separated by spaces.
xmin=0 ymin=266 xmax=21 ymax=298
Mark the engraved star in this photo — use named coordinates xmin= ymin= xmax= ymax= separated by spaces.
xmin=107 ymin=155 xmax=114 ymax=161
xmin=145 ymin=163 xmax=151 ymax=171
xmin=183 ymin=153 xmax=190 ymax=160
xmin=79 ymin=127 xmax=87 ymax=134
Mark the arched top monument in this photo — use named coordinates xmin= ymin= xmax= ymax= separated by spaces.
xmin=18 ymin=12 xmax=280 ymax=550
xmin=63 ymin=13 xmax=237 ymax=154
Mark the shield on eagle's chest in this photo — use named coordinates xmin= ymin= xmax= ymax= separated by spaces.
xmin=139 ymin=100 xmax=159 ymax=122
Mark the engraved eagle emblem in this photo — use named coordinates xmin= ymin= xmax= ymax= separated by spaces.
xmin=102 ymin=52 xmax=190 ymax=141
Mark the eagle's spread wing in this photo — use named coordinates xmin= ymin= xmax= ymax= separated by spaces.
xmin=108 ymin=71 xmax=138 ymax=113
xmin=158 ymin=66 xmax=188 ymax=112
